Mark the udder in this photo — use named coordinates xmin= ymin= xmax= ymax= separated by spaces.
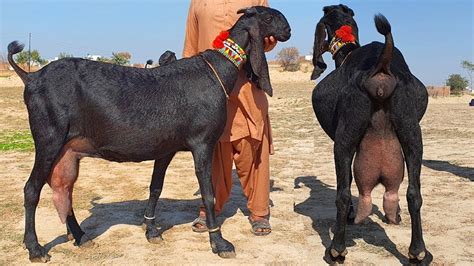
xmin=47 ymin=138 xmax=97 ymax=223
xmin=353 ymin=109 xmax=404 ymax=224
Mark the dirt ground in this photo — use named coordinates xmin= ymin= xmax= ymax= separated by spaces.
xmin=0 ymin=71 xmax=473 ymax=265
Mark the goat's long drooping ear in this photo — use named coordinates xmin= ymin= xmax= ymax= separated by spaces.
xmin=246 ymin=20 xmax=273 ymax=96
xmin=311 ymin=21 xmax=328 ymax=80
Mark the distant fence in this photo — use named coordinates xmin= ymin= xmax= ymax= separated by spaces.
xmin=426 ymin=86 xmax=450 ymax=97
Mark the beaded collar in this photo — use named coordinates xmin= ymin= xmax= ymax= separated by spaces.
xmin=212 ymin=31 xmax=247 ymax=68
xmin=329 ymin=25 xmax=358 ymax=58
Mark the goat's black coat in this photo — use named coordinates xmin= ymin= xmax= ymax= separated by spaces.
xmin=9 ymin=6 xmax=290 ymax=262
xmin=310 ymin=4 xmax=430 ymax=264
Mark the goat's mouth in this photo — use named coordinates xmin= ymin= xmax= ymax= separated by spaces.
xmin=277 ymin=31 xmax=291 ymax=42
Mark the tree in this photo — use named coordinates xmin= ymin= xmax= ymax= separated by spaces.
xmin=277 ymin=47 xmax=300 ymax=72
xmin=111 ymin=52 xmax=131 ymax=66
xmin=14 ymin=51 xmax=30 ymax=64
xmin=445 ymin=74 xmax=468 ymax=94
xmin=58 ymin=52 xmax=74 ymax=59
xmin=14 ymin=50 xmax=47 ymax=65
xmin=461 ymin=60 xmax=473 ymax=90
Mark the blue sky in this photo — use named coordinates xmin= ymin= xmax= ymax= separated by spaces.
xmin=0 ymin=0 xmax=472 ymax=86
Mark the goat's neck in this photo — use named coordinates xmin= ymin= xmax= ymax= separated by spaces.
xmin=228 ymin=30 xmax=251 ymax=56
xmin=201 ymin=50 xmax=240 ymax=95
xmin=201 ymin=28 xmax=252 ymax=95
xmin=334 ymin=43 xmax=358 ymax=68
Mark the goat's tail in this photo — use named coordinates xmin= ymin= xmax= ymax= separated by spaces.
xmin=145 ymin=59 xmax=153 ymax=69
xmin=7 ymin=41 xmax=29 ymax=84
xmin=365 ymin=14 xmax=396 ymax=101
xmin=372 ymin=14 xmax=393 ymax=76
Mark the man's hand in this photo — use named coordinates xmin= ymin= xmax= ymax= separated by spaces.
xmin=264 ymin=36 xmax=277 ymax=52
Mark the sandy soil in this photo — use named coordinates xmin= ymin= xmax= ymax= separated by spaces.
xmin=0 ymin=72 xmax=473 ymax=265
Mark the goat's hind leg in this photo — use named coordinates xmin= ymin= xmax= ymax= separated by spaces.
xmin=192 ymin=144 xmax=235 ymax=258
xmin=142 ymin=153 xmax=175 ymax=244
xmin=24 ymin=155 xmax=54 ymax=262
xmin=24 ymin=136 xmax=67 ymax=261
xmin=23 ymin=94 xmax=73 ymax=262
xmin=392 ymin=107 xmax=432 ymax=264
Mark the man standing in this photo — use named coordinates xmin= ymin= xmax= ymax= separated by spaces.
xmin=183 ymin=0 xmax=277 ymax=235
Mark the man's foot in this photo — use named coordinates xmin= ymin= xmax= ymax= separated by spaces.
xmin=191 ymin=212 xmax=208 ymax=233
xmin=249 ymin=215 xmax=271 ymax=236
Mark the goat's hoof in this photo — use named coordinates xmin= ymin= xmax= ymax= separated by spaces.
xmin=28 ymin=245 xmax=51 ymax=263
xmin=324 ymin=248 xmax=347 ymax=264
xmin=146 ymin=234 xmax=164 ymax=244
xmin=147 ymin=236 xmax=164 ymax=244
xmin=331 ymin=248 xmax=348 ymax=257
xmin=77 ymin=235 xmax=95 ymax=248
xmin=146 ymin=227 xmax=164 ymax=244
xmin=211 ymin=239 xmax=236 ymax=258
xmin=408 ymin=250 xmax=432 ymax=265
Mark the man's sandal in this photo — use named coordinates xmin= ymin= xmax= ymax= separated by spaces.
xmin=249 ymin=217 xmax=272 ymax=236
xmin=191 ymin=216 xmax=208 ymax=233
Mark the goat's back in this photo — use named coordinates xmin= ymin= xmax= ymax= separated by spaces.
xmin=24 ymin=57 xmax=227 ymax=161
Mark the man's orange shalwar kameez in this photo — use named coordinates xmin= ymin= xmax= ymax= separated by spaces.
xmin=183 ymin=0 xmax=273 ymax=217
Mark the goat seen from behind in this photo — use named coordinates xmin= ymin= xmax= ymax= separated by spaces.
xmin=8 ymin=6 xmax=290 ymax=262
xmin=311 ymin=5 xmax=431 ymax=265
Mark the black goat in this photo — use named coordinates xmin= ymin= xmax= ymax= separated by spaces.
xmin=311 ymin=5 xmax=430 ymax=264
xmin=8 ymin=6 xmax=290 ymax=262
xmin=158 ymin=50 xmax=177 ymax=66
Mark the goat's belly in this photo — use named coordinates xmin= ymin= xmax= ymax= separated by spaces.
xmin=353 ymin=128 xmax=404 ymax=191
xmin=96 ymin=141 xmax=185 ymax=162
xmin=66 ymin=136 xmax=185 ymax=162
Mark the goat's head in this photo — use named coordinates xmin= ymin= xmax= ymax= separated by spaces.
xmin=231 ymin=6 xmax=291 ymax=96
xmin=311 ymin=4 xmax=359 ymax=80
xmin=158 ymin=50 xmax=177 ymax=66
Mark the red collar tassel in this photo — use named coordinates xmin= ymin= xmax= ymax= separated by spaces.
xmin=212 ymin=31 xmax=230 ymax=49
xmin=335 ymin=25 xmax=356 ymax=42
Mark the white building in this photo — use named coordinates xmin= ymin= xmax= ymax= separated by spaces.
xmin=85 ymin=54 xmax=102 ymax=61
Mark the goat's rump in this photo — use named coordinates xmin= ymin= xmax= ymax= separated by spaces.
xmin=312 ymin=41 xmax=427 ymax=140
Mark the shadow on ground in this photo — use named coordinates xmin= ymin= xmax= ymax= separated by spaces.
xmin=293 ymin=175 xmax=409 ymax=264
xmin=423 ymin=159 xmax=473 ymax=181
xmin=45 ymin=169 xmax=283 ymax=251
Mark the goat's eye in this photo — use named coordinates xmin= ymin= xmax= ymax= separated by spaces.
xmin=265 ymin=16 xmax=273 ymax=23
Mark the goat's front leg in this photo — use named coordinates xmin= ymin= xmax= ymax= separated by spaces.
xmin=392 ymin=115 xmax=432 ymax=265
xmin=192 ymin=144 xmax=235 ymax=258
xmin=143 ymin=153 xmax=175 ymax=244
